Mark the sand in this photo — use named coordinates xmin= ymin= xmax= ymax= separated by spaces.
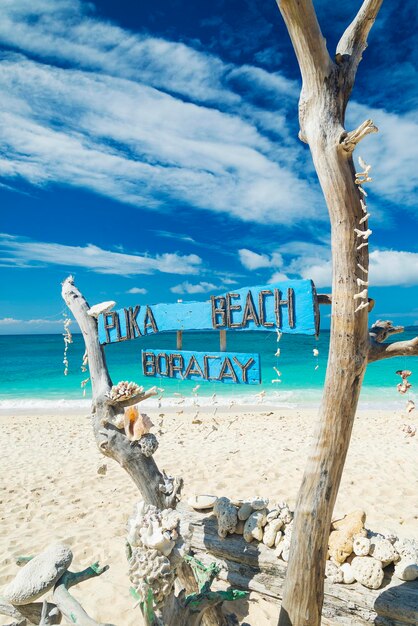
xmin=0 ymin=405 xmax=417 ymax=625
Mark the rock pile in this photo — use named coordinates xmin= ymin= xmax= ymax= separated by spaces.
xmin=192 ymin=496 xmax=418 ymax=591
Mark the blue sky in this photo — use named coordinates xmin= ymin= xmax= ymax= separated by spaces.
xmin=0 ymin=0 xmax=417 ymax=334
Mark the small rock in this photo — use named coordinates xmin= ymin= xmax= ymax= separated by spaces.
xmin=97 ymin=463 xmax=107 ymax=475
xmin=250 ymin=497 xmax=269 ymax=510
xmin=2 ymin=544 xmax=73 ymax=605
xmin=394 ymin=538 xmax=418 ymax=563
xmin=353 ymin=535 xmax=370 ymax=557
xmin=266 ymin=509 xmax=280 ymax=523
xmin=325 ymin=560 xmax=343 ymax=584
xmin=137 ymin=433 xmax=159 ymax=457
xmin=213 ymin=497 xmax=238 ymax=538
xmin=394 ymin=560 xmax=418 ymax=581
xmin=341 ymin=562 xmax=356 ymax=584
xmin=274 ymin=530 xmax=283 ymax=547
xmin=329 ymin=511 xmax=366 ymax=564
xmin=234 ymin=520 xmax=245 ymax=535
xmin=188 ymin=495 xmax=217 ymax=510
xmin=263 ymin=518 xmax=284 ymax=548
xmin=237 ymin=502 xmax=254 ymax=521
xmin=243 ymin=510 xmax=267 ymax=543
xmin=279 ymin=507 xmax=293 ymax=524
xmin=351 ymin=556 xmax=384 ymax=589
xmin=369 ymin=537 xmax=399 ymax=567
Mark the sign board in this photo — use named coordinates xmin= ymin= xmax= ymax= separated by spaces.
xmin=98 ymin=279 xmax=319 ymax=345
xmin=142 ymin=350 xmax=260 ymax=385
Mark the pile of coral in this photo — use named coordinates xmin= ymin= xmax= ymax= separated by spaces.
xmin=201 ymin=497 xmax=418 ymax=591
xmin=127 ymin=501 xmax=180 ymax=607
xmin=212 ymin=496 xmax=294 ymax=561
xmin=326 ymin=510 xmax=418 ymax=589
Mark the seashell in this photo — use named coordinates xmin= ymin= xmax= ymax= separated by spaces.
xmin=124 ymin=407 xmax=153 ymax=441
xmin=87 ymin=301 xmax=116 ymax=318
xmin=188 ymin=494 xmax=217 ymax=510
xmin=313 ymin=348 xmax=319 ymax=357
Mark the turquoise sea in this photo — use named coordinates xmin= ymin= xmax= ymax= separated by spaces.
xmin=0 ymin=330 xmax=417 ymax=410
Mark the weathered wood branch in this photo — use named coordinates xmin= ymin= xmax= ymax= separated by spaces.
xmin=318 ymin=293 xmax=374 ymax=312
xmin=52 ymin=565 xmax=114 ymax=626
xmin=341 ymin=119 xmax=378 ymax=152
xmin=62 ymin=276 xmax=172 ymax=511
xmin=276 ymin=0 xmax=332 ymax=86
xmin=337 ymin=0 xmax=384 ymax=86
xmin=368 ymin=320 xmax=418 ymax=362
xmin=275 ymin=1 xmax=384 ymax=625
xmin=62 ymin=277 xmax=225 ymax=626
xmin=0 ymin=600 xmax=60 ymax=626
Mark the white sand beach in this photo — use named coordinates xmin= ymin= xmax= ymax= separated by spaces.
xmin=0 ymin=406 xmax=417 ymax=625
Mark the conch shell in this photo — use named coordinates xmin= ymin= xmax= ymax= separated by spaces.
xmin=124 ymin=406 xmax=154 ymax=441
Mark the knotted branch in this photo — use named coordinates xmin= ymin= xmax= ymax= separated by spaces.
xmin=368 ymin=320 xmax=418 ymax=362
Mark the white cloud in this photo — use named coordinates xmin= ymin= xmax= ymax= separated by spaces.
xmin=0 ymin=317 xmax=65 ymax=334
xmin=269 ymin=271 xmax=290 ymax=283
xmin=0 ymin=234 xmax=202 ymax=276
xmin=297 ymin=249 xmax=418 ymax=288
xmin=170 ymin=281 xmax=220 ymax=294
xmin=0 ymin=0 xmax=324 ymax=226
xmin=126 ymin=287 xmax=147 ymax=294
xmin=238 ymin=248 xmax=283 ymax=270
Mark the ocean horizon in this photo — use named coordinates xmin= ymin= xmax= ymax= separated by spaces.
xmin=1 ymin=329 xmax=417 ymax=411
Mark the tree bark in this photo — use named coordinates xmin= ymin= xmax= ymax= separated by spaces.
xmin=275 ymin=1 xmax=384 ymax=624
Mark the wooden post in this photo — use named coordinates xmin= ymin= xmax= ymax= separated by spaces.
xmin=274 ymin=1 xmax=384 ymax=625
xmin=219 ymin=330 xmax=227 ymax=352
xmin=176 ymin=330 xmax=183 ymax=350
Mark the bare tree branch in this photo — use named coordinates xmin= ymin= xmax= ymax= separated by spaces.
xmin=368 ymin=320 xmax=418 ymax=362
xmin=336 ymin=0 xmax=384 ymax=90
xmin=276 ymin=0 xmax=333 ymax=87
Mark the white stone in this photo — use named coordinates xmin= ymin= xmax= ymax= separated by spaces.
xmin=353 ymin=534 xmax=370 ymax=556
xmin=394 ymin=538 xmax=418 ymax=564
xmin=394 ymin=560 xmax=418 ymax=582
xmin=2 ymin=544 xmax=73 ymax=605
xmin=213 ymin=497 xmax=238 ymax=538
xmin=341 ymin=562 xmax=356 ymax=584
xmin=274 ymin=530 xmax=283 ymax=547
xmin=279 ymin=507 xmax=293 ymax=524
xmin=368 ymin=537 xmax=399 ymax=567
xmin=325 ymin=560 xmax=343 ymax=584
xmin=188 ymin=495 xmax=217 ymax=510
xmin=266 ymin=509 xmax=280 ymax=523
xmin=250 ymin=497 xmax=269 ymax=511
xmin=243 ymin=510 xmax=267 ymax=543
xmin=351 ymin=556 xmax=384 ymax=589
xmin=263 ymin=518 xmax=284 ymax=548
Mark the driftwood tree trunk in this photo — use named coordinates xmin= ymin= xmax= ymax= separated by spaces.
xmin=62 ymin=277 xmax=228 ymax=626
xmin=273 ymin=1 xmax=413 ymax=625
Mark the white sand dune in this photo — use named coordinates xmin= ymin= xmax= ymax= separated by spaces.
xmin=0 ymin=406 xmax=417 ymax=625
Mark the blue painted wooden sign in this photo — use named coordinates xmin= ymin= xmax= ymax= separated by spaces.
xmin=98 ymin=279 xmax=319 ymax=344
xmin=142 ymin=350 xmax=261 ymax=385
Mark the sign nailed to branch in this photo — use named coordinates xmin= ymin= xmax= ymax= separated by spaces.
xmin=98 ymin=279 xmax=319 ymax=344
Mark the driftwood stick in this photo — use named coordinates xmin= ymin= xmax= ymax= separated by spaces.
xmin=337 ymin=0 xmax=384 ymax=76
xmin=0 ymin=600 xmax=60 ymax=625
xmin=61 ymin=276 xmax=171 ymax=510
xmin=51 ymin=564 xmax=114 ymax=626
xmin=318 ymin=293 xmax=375 ymax=312
xmin=368 ymin=319 xmax=418 ymax=362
